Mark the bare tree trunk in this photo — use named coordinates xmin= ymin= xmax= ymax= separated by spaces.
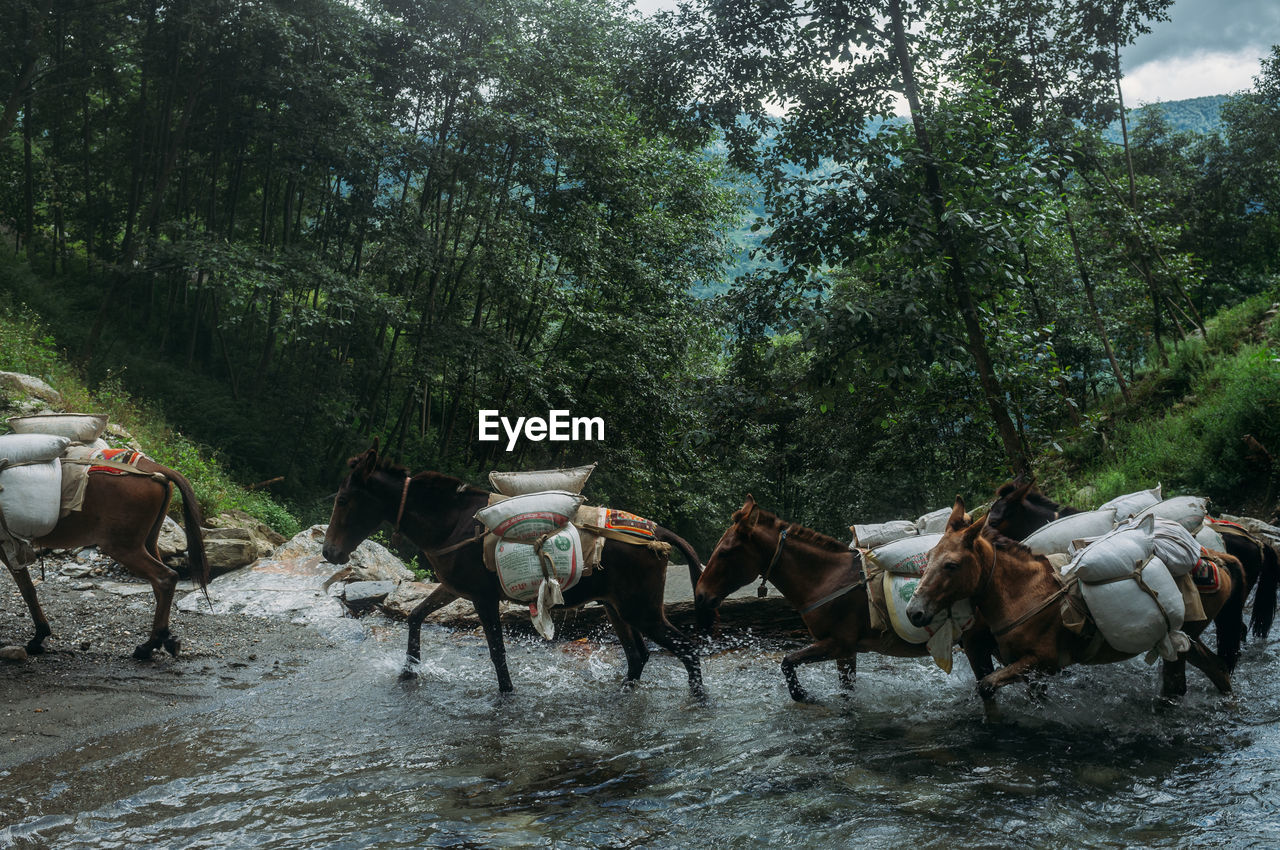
xmin=1060 ymin=191 xmax=1131 ymax=402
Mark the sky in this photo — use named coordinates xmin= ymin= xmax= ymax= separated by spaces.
xmin=631 ymin=0 xmax=1280 ymax=104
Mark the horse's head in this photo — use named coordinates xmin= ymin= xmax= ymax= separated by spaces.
xmin=695 ymin=496 xmax=766 ymax=631
xmin=985 ymin=476 xmax=1053 ymax=540
xmin=906 ymin=497 xmax=992 ymax=627
xmin=323 ymin=441 xmax=391 ymax=565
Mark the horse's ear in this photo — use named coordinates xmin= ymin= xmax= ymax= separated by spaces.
xmin=740 ymin=495 xmax=758 ymax=527
xmin=947 ymin=496 xmax=969 ymax=532
xmin=353 ymin=445 xmax=378 ymax=480
xmin=1012 ymin=476 xmax=1036 ymax=503
xmin=962 ymin=515 xmax=988 ymax=547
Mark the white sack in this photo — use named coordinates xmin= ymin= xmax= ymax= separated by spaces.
xmin=1136 ymin=496 xmax=1208 ymax=534
xmin=1098 ymin=485 xmax=1162 ymax=519
xmin=1195 ymin=524 xmax=1225 ymax=552
xmin=7 ymin=413 xmax=107 ymax=442
xmin=1068 ymin=514 xmax=1156 ymax=583
xmin=494 ymin=523 xmax=583 ymax=602
xmin=1022 ymin=508 xmax=1117 ymax=556
xmin=489 ymin=464 xmax=596 ymax=496
xmin=915 ymin=507 xmax=953 ymax=534
xmin=867 ymin=533 xmax=943 ymax=577
xmin=474 ymin=490 xmax=584 ymax=541
xmin=883 ymin=572 xmax=975 ymax=673
xmin=852 ymin=520 xmax=918 ymax=548
xmin=1079 ymin=555 xmax=1185 ymax=655
xmin=1151 ymin=518 xmax=1203 ymax=577
xmin=0 ymin=433 xmax=69 ymax=539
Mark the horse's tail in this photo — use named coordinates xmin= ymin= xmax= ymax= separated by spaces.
xmin=1215 ymin=553 xmax=1249 ymax=673
xmin=149 ymin=462 xmax=210 ymax=597
xmin=1250 ymin=540 xmax=1279 ymax=640
xmin=654 ymin=526 xmax=702 ymax=593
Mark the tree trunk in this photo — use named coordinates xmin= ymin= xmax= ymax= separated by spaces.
xmin=1060 ymin=191 xmax=1131 ymax=403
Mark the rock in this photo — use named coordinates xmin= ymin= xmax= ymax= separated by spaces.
xmin=0 ymin=645 xmax=28 ymax=662
xmin=274 ymin=525 xmax=413 ymax=582
xmin=1219 ymin=514 xmax=1280 ymax=548
xmin=207 ymin=510 xmax=286 ymax=559
xmin=177 ymin=554 xmax=351 ymax=625
xmin=59 ymin=562 xmax=95 ymax=579
xmin=75 ymin=546 xmax=101 ymax=564
xmin=0 ymin=371 xmax=61 ymax=404
xmin=379 ymin=581 xmax=477 ymax=624
xmin=202 ymin=531 xmax=258 ymax=573
xmin=157 ymin=516 xmax=188 ymax=558
xmin=343 ymin=580 xmax=396 ymax=608
xmin=103 ymin=422 xmax=143 ymax=451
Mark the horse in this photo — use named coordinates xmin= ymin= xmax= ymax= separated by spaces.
xmin=321 ymin=442 xmax=705 ymax=698
xmin=4 ymin=456 xmax=209 ymax=660
xmin=693 ymin=496 xmax=998 ymax=703
xmin=905 ymin=498 xmax=1246 ymax=716
xmin=986 ymin=477 xmax=1279 ymax=648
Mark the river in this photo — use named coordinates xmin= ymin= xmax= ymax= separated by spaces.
xmin=4 ymin=624 xmax=1280 ymax=848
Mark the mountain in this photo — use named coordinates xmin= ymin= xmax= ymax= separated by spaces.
xmin=1102 ymin=94 xmax=1231 ymax=143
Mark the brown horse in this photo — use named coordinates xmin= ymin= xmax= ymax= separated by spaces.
xmin=906 ymin=499 xmax=1245 ymax=715
xmin=4 ymin=457 xmax=209 ymax=659
xmin=693 ymin=496 xmax=997 ymax=703
xmin=987 ymin=477 xmax=1279 ymax=653
xmin=321 ymin=443 xmax=705 ymax=698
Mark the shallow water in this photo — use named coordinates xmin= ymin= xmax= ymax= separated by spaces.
xmin=4 ymin=624 xmax=1280 ymax=849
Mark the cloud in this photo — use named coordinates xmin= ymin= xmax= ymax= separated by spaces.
xmin=1123 ymin=49 xmax=1264 ymax=103
xmin=1124 ymin=0 xmax=1280 ymax=69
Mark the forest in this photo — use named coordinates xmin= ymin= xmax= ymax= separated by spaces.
xmin=2 ymin=0 xmax=1279 ymax=550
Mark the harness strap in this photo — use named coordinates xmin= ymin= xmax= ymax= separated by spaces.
xmin=799 ymin=551 xmax=866 ymax=615
xmin=429 ymin=528 xmax=486 ymax=559
xmin=61 ymin=457 xmax=167 ymax=481
xmin=757 ymin=525 xmax=789 ymax=598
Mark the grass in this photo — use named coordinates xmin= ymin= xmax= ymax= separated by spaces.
xmin=0 ymin=257 xmax=301 ymax=536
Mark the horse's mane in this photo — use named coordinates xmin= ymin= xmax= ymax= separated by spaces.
xmin=735 ymin=504 xmax=852 ymax=554
xmin=352 ymin=454 xmax=489 ymax=497
xmin=982 ymin=526 xmax=1055 ymax=572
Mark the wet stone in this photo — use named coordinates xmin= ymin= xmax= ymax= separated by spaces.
xmin=342 ymin=581 xmax=397 ymax=607
xmin=0 ymin=645 xmax=28 ymax=662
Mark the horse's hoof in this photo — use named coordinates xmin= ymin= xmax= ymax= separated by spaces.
xmin=620 ymin=679 xmax=640 ymax=692
xmin=398 ymin=668 xmax=418 ymax=682
xmin=25 ymin=641 xmax=46 ymax=655
xmin=132 ymin=644 xmax=155 ymax=661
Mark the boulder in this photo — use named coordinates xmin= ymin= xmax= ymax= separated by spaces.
xmin=157 ymin=516 xmax=188 ymax=558
xmin=0 ymin=372 xmax=61 ymax=404
xmin=274 ymin=525 xmax=413 ymax=583
xmin=103 ymin=422 xmax=143 ymax=452
xmin=343 ymin=580 xmax=397 ymax=608
xmin=207 ymin=509 xmax=286 ymax=559
xmin=380 ymin=581 xmax=478 ymax=625
xmin=177 ymin=554 xmax=348 ymax=624
xmin=0 ymin=645 xmax=28 ymax=662
xmin=201 ymin=527 xmax=258 ymax=572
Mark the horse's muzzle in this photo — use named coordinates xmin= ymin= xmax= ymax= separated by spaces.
xmin=693 ymin=592 xmax=720 ymax=633
xmin=905 ymin=596 xmax=933 ymax=628
xmin=321 ymin=544 xmax=349 ymax=565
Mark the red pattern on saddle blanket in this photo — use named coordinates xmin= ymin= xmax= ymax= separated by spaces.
xmin=1193 ymin=549 xmax=1222 ymax=593
xmin=1208 ymin=517 xmax=1249 ymax=535
xmin=89 ymin=447 xmax=147 ymax=475
xmin=604 ymin=509 xmax=656 ymax=540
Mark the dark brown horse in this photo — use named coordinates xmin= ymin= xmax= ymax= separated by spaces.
xmin=321 ymin=443 xmax=705 ymax=698
xmin=987 ymin=477 xmax=1279 ymax=652
xmin=906 ymin=499 xmax=1245 ymax=715
xmin=693 ymin=496 xmax=997 ymax=703
xmin=5 ymin=457 xmax=209 ymax=659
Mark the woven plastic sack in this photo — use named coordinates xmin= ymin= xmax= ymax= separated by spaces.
xmin=1195 ymin=524 xmax=1225 ymax=552
xmin=1136 ymin=496 xmax=1208 ymax=534
xmin=1151 ymin=518 xmax=1202 ymax=577
xmin=493 ymin=523 xmax=583 ymax=602
xmin=851 ymin=520 xmax=918 ymax=548
xmin=475 ymin=490 xmax=584 ymax=541
xmin=1080 ymin=556 xmax=1185 ymax=655
xmin=914 ymin=507 xmax=953 ymax=534
xmin=489 ymin=464 xmax=596 ymax=496
xmin=1067 ymin=514 xmax=1156 ymax=583
xmin=866 ymin=533 xmax=943 ymax=577
xmin=1098 ymin=485 xmax=1162 ymax=519
xmin=0 ymin=433 xmax=70 ymax=538
xmin=8 ymin=413 xmax=107 ymax=443
xmin=1021 ymin=508 xmax=1117 ymax=556
xmin=883 ymin=572 xmax=976 ymax=672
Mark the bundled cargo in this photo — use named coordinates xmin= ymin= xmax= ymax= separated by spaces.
xmin=1195 ymin=523 xmax=1225 ymax=552
xmin=7 ymin=413 xmax=107 ymax=443
xmin=851 ymin=520 xmax=918 ymax=548
xmin=1098 ymin=485 xmax=1162 ymax=519
xmin=1150 ymin=517 xmax=1203 ymax=577
xmin=1021 ymin=508 xmax=1117 ymax=555
xmin=492 ymin=523 xmax=584 ymax=602
xmin=474 ymin=490 xmax=584 ymax=541
xmin=1135 ymin=496 xmax=1209 ymax=534
xmin=0 ymin=433 xmax=70 ymax=539
xmin=489 ymin=463 xmax=596 ymax=497
xmin=914 ymin=507 xmax=954 ymax=535
xmin=866 ymin=533 xmax=943 ymax=577
xmin=1066 ymin=515 xmax=1186 ymax=658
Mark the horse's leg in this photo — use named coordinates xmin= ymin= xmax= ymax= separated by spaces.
xmin=401 ymin=585 xmax=461 ymax=680
xmin=1160 ymin=658 xmax=1188 ymax=699
xmin=976 ymin=656 xmax=1041 ymax=719
xmin=780 ymin=640 xmax=838 ymax=703
xmin=474 ymin=595 xmax=513 ymax=693
xmin=837 ymin=656 xmax=856 ymax=691
xmin=603 ymin=602 xmax=649 ymax=686
xmin=111 ymin=546 xmax=181 ymax=659
xmin=1184 ymin=638 xmax=1232 ymax=694
xmin=961 ymin=630 xmax=999 ymax=681
xmin=627 ymin=613 xmax=704 ymax=700
xmin=8 ymin=566 xmax=51 ymax=654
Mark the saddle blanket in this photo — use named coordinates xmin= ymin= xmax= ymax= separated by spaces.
xmin=1192 ymin=556 xmax=1221 ymax=593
